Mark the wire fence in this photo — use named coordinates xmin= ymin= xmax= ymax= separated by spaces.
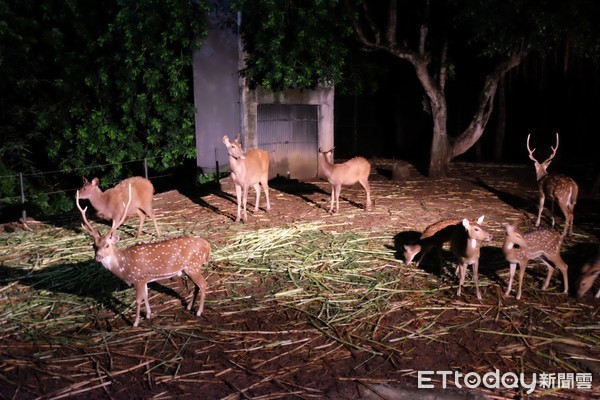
xmin=0 ymin=157 xmax=179 ymax=223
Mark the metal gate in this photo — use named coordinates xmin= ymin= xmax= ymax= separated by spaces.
xmin=257 ymin=104 xmax=318 ymax=179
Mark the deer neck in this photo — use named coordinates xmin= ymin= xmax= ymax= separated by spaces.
xmin=318 ymin=153 xmax=334 ymax=177
xmin=98 ymin=246 xmax=130 ymax=281
xmin=87 ymin=188 xmax=110 ymax=211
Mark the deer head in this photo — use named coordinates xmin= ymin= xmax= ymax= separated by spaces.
xmin=527 ymin=132 xmax=559 ymax=181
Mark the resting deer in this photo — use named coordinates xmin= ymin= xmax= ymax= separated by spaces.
xmin=403 ymin=218 xmax=462 ymax=272
xmin=450 ymin=215 xmax=492 ymax=300
xmin=78 ymin=177 xmax=160 ymax=238
xmin=76 ymin=185 xmax=210 ymax=327
xmin=318 ymin=148 xmax=371 ymax=213
xmin=577 ymin=246 xmax=600 ymax=299
xmin=502 ymin=223 xmax=569 ymax=300
xmin=223 ymin=135 xmax=270 ymax=223
xmin=527 ymin=133 xmax=578 ymax=238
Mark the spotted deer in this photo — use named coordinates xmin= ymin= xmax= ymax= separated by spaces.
xmin=76 ymin=185 xmax=210 ymax=327
xmin=450 ymin=215 xmax=492 ymax=300
xmin=223 ymin=135 xmax=270 ymax=223
xmin=78 ymin=176 xmax=160 ymax=238
xmin=403 ymin=218 xmax=462 ymax=272
xmin=527 ymin=133 xmax=578 ymax=238
xmin=318 ymin=148 xmax=371 ymax=213
xmin=502 ymin=223 xmax=569 ymax=300
xmin=577 ymin=246 xmax=600 ymax=299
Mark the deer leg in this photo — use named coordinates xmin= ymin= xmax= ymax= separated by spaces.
xmin=234 ymin=184 xmax=243 ymax=222
xmin=262 ymin=178 xmax=271 ymax=212
xmin=505 ymin=262 xmax=517 ymax=297
xmin=359 ymin=179 xmax=371 ymax=211
xmin=557 ymin=200 xmax=571 ymax=238
xmin=135 ymin=210 xmax=146 ymax=238
xmin=133 ymin=283 xmax=150 ymax=327
xmin=143 ymin=207 xmax=161 ymax=238
xmin=540 ymin=259 xmax=556 ymax=291
xmin=185 ymin=269 xmax=207 ymax=317
xmin=516 ymin=261 xmax=527 ymax=300
xmin=536 ymin=194 xmax=545 ymax=226
xmin=334 ymin=184 xmax=342 ymax=213
xmin=546 ymin=254 xmax=569 ymax=294
xmin=252 ymin=183 xmax=261 ymax=213
xmin=472 ymin=261 xmax=482 ymax=300
xmin=457 ymin=263 xmax=466 ymax=297
xmin=241 ymin=185 xmax=250 ymax=222
xmin=328 ymin=185 xmax=336 ymax=213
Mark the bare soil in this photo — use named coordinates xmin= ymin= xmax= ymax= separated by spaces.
xmin=1 ymin=160 xmax=599 ymax=400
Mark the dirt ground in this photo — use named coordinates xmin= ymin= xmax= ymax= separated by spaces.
xmin=1 ymin=160 xmax=599 ymax=399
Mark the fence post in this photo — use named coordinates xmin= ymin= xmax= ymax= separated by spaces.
xmin=215 ymin=147 xmax=220 ymax=177
xmin=144 ymin=158 xmax=148 ymax=179
xmin=19 ymin=172 xmax=27 ymax=222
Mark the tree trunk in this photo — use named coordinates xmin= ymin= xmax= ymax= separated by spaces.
xmin=493 ymin=77 xmax=507 ymax=161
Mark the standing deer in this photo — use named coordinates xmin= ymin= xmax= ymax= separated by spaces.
xmin=223 ymin=135 xmax=270 ymax=223
xmin=318 ymin=148 xmax=371 ymax=213
xmin=527 ymin=133 xmax=578 ymax=238
xmin=502 ymin=223 xmax=569 ymax=300
xmin=78 ymin=176 xmax=160 ymax=238
xmin=577 ymin=246 xmax=600 ymax=299
xmin=450 ymin=215 xmax=492 ymax=300
xmin=403 ymin=218 xmax=462 ymax=272
xmin=76 ymin=185 xmax=210 ymax=327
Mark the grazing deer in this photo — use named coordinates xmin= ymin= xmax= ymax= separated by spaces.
xmin=526 ymin=133 xmax=578 ymax=238
xmin=76 ymin=185 xmax=210 ymax=327
xmin=317 ymin=148 xmax=371 ymax=213
xmin=502 ymin=223 xmax=569 ymax=300
xmin=223 ymin=135 xmax=270 ymax=223
xmin=577 ymin=246 xmax=600 ymax=299
xmin=403 ymin=218 xmax=462 ymax=272
xmin=450 ymin=216 xmax=492 ymax=300
xmin=78 ymin=176 xmax=160 ymax=238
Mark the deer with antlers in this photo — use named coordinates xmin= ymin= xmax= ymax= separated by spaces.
xmin=526 ymin=133 xmax=578 ymax=238
xmin=76 ymin=184 xmax=210 ymax=327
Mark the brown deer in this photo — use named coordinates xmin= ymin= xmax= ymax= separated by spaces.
xmin=450 ymin=215 xmax=492 ymax=300
xmin=502 ymin=223 xmax=569 ymax=300
xmin=317 ymin=148 xmax=371 ymax=213
xmin=76 ymin=185 xmax=210 ymax=327
xmin=403 ymin=218 xmax=462 ymax=272
xmin=577 ymin=246 xmax=600 ymax=299
xmin=526 ymin=133 xmax=578 ymax=238
xmin=78 ymin=176 xmax=160 ymax=238
xmin=223 ymin=135 xmax=270 ymax=223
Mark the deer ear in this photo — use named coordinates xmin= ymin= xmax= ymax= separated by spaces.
xmin=477 ymin=215 xmax=485 ymax=224
xmin=223 ymin=135 xmax=229 ymax=144
xmin=462 ymin=218 xmax=470 ymax=229
xmin=109 ymin=233 xmax=120 ymax=244
xmin=92 ymin=178 xmax=100 ymax=186
xmin=234 ymin=134 xmax=241 ymax=142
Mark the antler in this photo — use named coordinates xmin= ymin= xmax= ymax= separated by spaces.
xmin=109 ymin=183 xmax=133 ymax=234
xmin=76 ymin=189 xmax=99 ymax=238
xmin=527 ymin=133 xmax=559 ymax=164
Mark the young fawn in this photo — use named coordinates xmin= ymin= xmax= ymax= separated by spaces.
xmin=76 ymin=185 xmax=210 ymax=327
xmin=403 ymin=218 xmax=462 ymax=272
xmin=223 ymin=135 xmax=270 ymax=223
xmin=78 ymin=176 xmax=160 ymax=238
xmin=577 ymin=246 xmax=600 ymax=299
xmin=317 ymin=148 xmax=371 ymax=213
xmin=502 ymin=223 xmax=569 ymax=300
xmin=527 ymin=133 xmax=578 ymax=238
xmin=450 ymin=215 xmax=492 ymax=300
